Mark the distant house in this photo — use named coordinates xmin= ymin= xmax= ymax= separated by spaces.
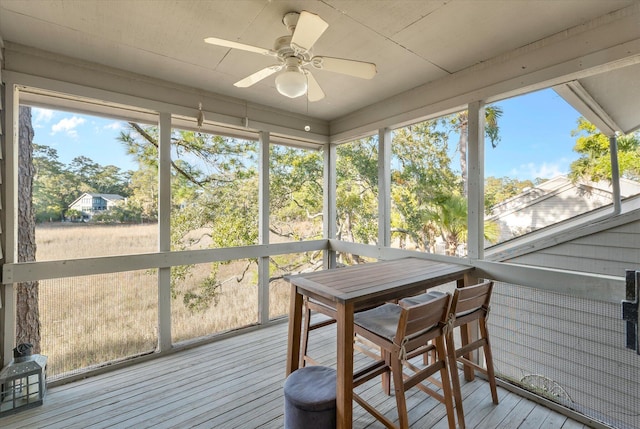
xmin=486 ymin=175 xmax=640 ymax=244
xmin=68 ymin=193 xmax=126 ymax=220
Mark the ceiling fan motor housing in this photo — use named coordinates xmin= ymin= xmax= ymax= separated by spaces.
xmin=274 ymin=35 xmax=311 ymax=62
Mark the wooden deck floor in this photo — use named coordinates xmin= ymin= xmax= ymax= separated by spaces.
xmin=0 ymin=319 xmax=589 ymax=429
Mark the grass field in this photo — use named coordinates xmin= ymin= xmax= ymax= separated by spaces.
xmin=36 ymin=223 xmax=292 ymax=378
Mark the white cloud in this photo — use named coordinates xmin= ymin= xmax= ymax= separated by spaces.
xmin=51 ymin=116 xmax=86 ymax=138
xmin=103 ymin=121 xmax=123 ymax=131
xmin=32 ymin=108 xmax=55 ymax=128
xmin=510 ymin=161 xmax=568 ymax=180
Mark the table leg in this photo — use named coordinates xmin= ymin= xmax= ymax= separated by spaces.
xmin=286 ymin=285 xmax=303 ymax=376
xmin=336 ymin=301 xmax=354 ymax=429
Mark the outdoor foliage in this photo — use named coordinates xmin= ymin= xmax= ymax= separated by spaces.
xmin=336 ymin=137 xmax=380 ymax=253
xmin=391 ymin=121 xmax=461 ymax=253
xmin=484 ymin=176 xmax=538 ymax=211
xmin=569 ymin=117 xmax=640 ymax=182
xmin=32 ymin=144 xmax=132 ymax=222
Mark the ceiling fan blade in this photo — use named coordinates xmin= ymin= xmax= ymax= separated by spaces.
xmin=234 ymin=65 xmax=282 ymax=88
xmin=305 ymin=71 xmax=325 ymax=102
xmin=290 ymin=11 xmax=329 ymax=53
xmin=204 ymin=37 xmax=274 ymax=56
xmin=312 ymin=56 xmax=377 ymax=79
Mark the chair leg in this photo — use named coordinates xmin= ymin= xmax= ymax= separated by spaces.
xmin=480 ymin=318 xmax=499 ymax=404
xmin=446 ymin=332 xmax=466 ymax=429
xmin=382 ymin=349 xmax=392 ymax=395
xmin=459 ymin=323 xmax=475 ymax=381
xmin=391 ymin=356 xmax=409 ymax=429
xmin=435 ymin=336 xmax=457 ymax=429
xmin=299 ymin=303 xmax=312 ymax=368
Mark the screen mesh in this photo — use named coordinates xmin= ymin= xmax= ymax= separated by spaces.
xmin=490 ymin=281 xmax=639 ymax=429
xmin=38 ymin=270 xmax=158 ymax=379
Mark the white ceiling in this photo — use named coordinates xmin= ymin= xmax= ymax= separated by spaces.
xmin=1 ymin=0 xmax=637 ymax=130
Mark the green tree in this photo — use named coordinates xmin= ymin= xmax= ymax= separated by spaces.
xmin=391 ymin=121 xmax=460 ymax=252
xmin=65 ymin=209 xmax=82 ymax=221
xmin=336 ymin=138 xmax=379 ymax=258
xmin=119 ymin=124 xmax=259 ymax=309
xmin=32 ymin=145 xmax=82 ymax=221
xmin=68 ymin=156 xmax=130 ymax=195
xmin=484 ymin=176 xmax=536 ymax=211
xmin=32 ymin=145 xmax=132 ymax=222
xmin=425 ymin=194 xmax=500 ymax=256
xmin=425 ymin=194 xmax=467 ymax=256
xmin=569 ymin=117 xmax=640 ymax=182
xmin=269 ymin=146 xmax=323 ymax=240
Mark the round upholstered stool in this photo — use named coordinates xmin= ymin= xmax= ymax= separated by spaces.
xmin=284 ymin=365 xmax=337 ymax=429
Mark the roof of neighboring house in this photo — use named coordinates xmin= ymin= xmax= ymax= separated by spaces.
xmin=488 ymin=175 xmax=640 ymax=219
xmin=485 ymin=183 xmax=640 ymax=268
xmin=68 ymin=193 xmax=125 ymax=208
xmin=485 ymin=175 xmax=640 ymax=244
xmin=90 ymin=193 xmax=126 ymax=202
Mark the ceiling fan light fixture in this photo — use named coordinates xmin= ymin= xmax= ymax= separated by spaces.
xmin=275 ymin=66 xmax=307 ymax=98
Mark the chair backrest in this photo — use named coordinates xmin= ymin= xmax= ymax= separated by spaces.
xmin=396 ymin=293 xmax=451 ymax=352
xmin=451 ymin=281 xmax=493 ymax=328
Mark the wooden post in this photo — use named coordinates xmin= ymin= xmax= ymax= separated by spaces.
xmin=467 ymin=100 xmax=485 ymax=261
xmin=324 ymin=142 xmax=337 ymax=269
xmin=258 ymin=131 xmax=270 ymax=325
xmin=465 ymin=101 xmax=484 ymax=379
xmin=157 ymin=112 xmax=172 ymax=352
xmin=1 ymin=83 xmax=19 ymax=367
xmin=378 ymin=128 xmax=391 ymax=248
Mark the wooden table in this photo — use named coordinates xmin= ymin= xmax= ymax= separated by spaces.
xmin=285 ymin=257 xmax=474 ymax=429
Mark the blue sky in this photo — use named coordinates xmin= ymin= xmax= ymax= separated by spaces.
xmin=30 ymin=87 xmax=583 ymax=181
xmin=31 ymin=108 xmax=136 ymax=171
xmin=485 ymin=87 xmax=582 ymax=180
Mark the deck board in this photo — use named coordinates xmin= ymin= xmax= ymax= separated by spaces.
xmin=0 ymin=319 xmax=587 ymax=428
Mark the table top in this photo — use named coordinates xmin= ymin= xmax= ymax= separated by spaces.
xmin=286 ymin=257 xmax=473 ymax=307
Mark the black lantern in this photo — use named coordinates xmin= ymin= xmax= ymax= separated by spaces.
xmin=0 ymin=344 xmax=47 ymax=416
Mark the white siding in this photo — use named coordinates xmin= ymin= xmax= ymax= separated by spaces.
xmin=505 ymin=220 xmax=640 ymax=276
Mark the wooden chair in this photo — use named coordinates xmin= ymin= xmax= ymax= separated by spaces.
xmin=300 ymin=297 xmax=382 ymax=368
xmin=446 ymin=281 xmax=499 ymax=408
xmin=397 ymin=281 xmax=499 ymax=428
xmin=352 ymin=293 xmax=462 ymax=429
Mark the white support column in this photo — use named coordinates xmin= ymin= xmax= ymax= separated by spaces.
xmin=1 ymin=83 xmax=18 ymax=366
xmin=466 ymin=101 xmax=485 ymax=370
xmin=378 ymin=128 xmax=392 ymax=248
xmin=323 ymin=142 xmax=337 ymax=269
xmin=157 ymin=112 xmax=172 ymax=352
xmin=609 ymin=135 xmax=622 ymax=214
xmin=258 ymin=131 xmax=270 ymax=324
xmin=467 ymin=101 xmax=485 ymax=260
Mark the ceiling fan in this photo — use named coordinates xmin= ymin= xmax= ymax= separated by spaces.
xmin=204 ymin=11 xmax=377 ymax=102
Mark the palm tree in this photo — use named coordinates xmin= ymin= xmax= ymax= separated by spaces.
xmin=426 ymin=194 xmax=500 ymax=256
xmin=451 ymin=105 xmax=503 ymax=196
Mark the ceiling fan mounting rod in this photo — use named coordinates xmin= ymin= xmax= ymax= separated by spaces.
xmin=282 ymin=12 xmax=300 ymax=34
